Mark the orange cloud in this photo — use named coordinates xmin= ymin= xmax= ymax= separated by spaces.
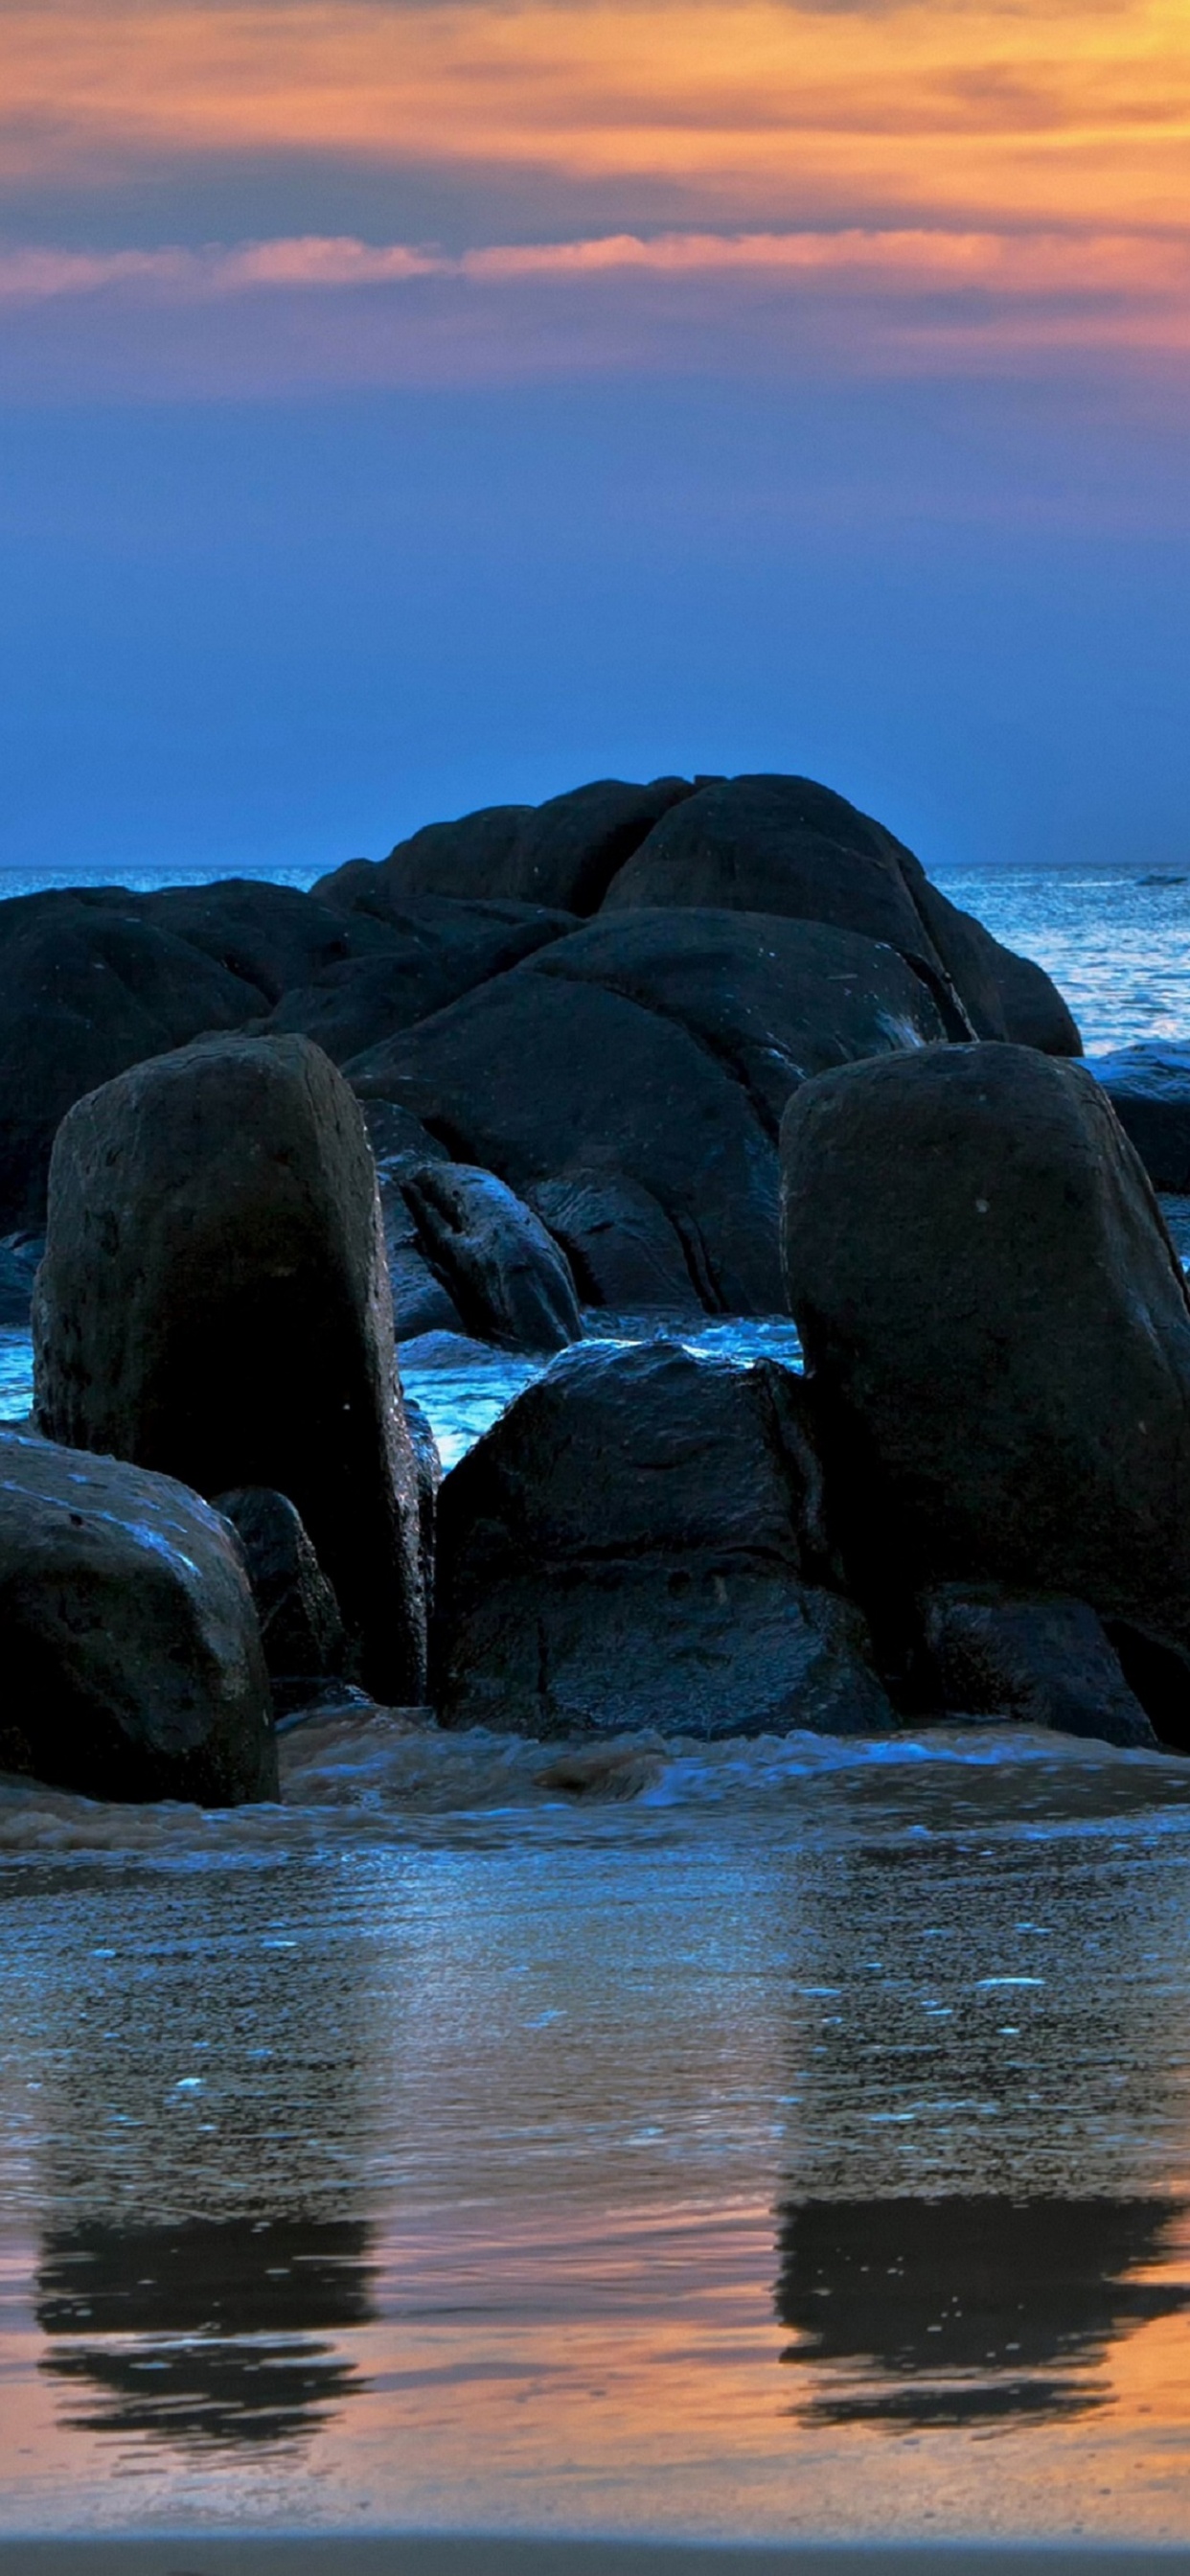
xmin=3 ymin=0 xmax=1190 ymax=234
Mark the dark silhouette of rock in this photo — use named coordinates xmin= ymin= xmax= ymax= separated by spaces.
xmin=361 ymin=1099 xmax=463 ymax=1337
xmin=140 ymin=877 xmax=394 ymax=1006
xmin=214 ymin=1485 xmax=347 ymax=1686
xmin=433 ymin=1339 xmax=894 ymax=1738
xmin=499 ymin=777 xmax=694 ymax=910
xmin=315 ymin=805 xmax=533 ymax=912
xmin=34 ymin=1031 xmax=425 ymax=1703
xmin=780 ymin=1043 xmax=1190 ymax=1724
xmin=526 ymin=908 xmax=948 ymax=1134
xmin=0 ymin=890 xmax=263 ymax=1230
xmin=263 ymin=896 xmax=576 ymax=1062
xmin=400 ymin=1162 xmax=582 ymax=1351
xmin=606 ymin=774 xmax=1077 ymax=1054
xmin=920 ymin=1583 xmax=1158 ymax=1748
xmin=1091 ymin=1043 xmax=1190 ymax=1190
xmin=0 ymin=1232 xmax=40 ymax=1327
xmin=527 ymin=1170 xmax=702 ymax=1313
xmin=401 ymin=1393 xmax=441 ymax=1621
xmin=0 ymin=1427 xmax=276 ymax=1804
xmin=315 ymin=780 xmax=692 ymax=919
xmin=348 ymin=970 xmax=785 ymax=1313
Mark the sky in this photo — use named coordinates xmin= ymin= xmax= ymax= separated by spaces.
xmin=1 ymin=0 xmax=1188 ymax=876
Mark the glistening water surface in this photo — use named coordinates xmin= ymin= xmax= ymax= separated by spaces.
xmin=5 ymin=861 xmax=1190 ymax=2541
xmin=7 ymin=1721 xmax=1190 ymax=2540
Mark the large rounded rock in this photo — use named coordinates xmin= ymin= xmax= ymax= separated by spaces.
xmin=263 ymin=896 xmax=576 ymax=1062
xmin=0 ymin=1427 xmax=276 ymax=1804
xmin=140 ymin=877 xmax=395 ymax=1005
xmin=213 ymin=1486 xmax=347 ymax=1689
xmin=314 ymin=780 xmax=691 ymax=920
xmin=525 ymin=908 xmax=947 ymax=1135
xmin=349 ymin=971 xmax=785 ymax=1314
xmin=34 ymin=1032 xmax=425 ymax=1704
xmin=400 ymin=1162 xmax=582 ymax=1351
xmin=1090 ymin=1044 xmax=1190 ymax=1191
xmin=779 ymin=1043 xmax=1190 ymax=1701
xmin=606 ymin=774 xmax=1078 ymax=1055
xmin=0 ymin=891 xmax=263 ymax=1232
xmin=432 ymin=1340 xmax=894 ymax=1739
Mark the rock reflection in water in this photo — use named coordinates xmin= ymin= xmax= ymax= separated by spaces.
xmin=776 ymin=2194 xmax=1190 ymax=2426
xmin=35 ymin=2214 xmax=376 ymax=2450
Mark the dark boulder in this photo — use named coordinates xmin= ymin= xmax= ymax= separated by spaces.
xmin=34 ymin=1031 xmax=426 ymax=1704
xmin=139 ymin=877 xmax=395 ymax=1006
xmin=526 ymin=1170 xmax=702 ymax=1314
xmin=0 ymin=1427 xmax=276 ymax=1804
xmin=1091 ymin=1044 xmax=1190 ymax=1190
xmin=401 ymin=1394 xmax=442 ymax=1622
xmin=315 ymin=806 xmax=533 ymax=912
xmin=526 ymin=908 xmax=947 ymax=1135
xmin=499 ymin=777 xmax=693 ymax=911
xmin=214 ymin=1486 xmax=347 ymax=1687
xmin=263 ymin=897 xmax=576 ymax=1063
xmin=400 ymin=1162 xmax=582 ymax=1351
xmin=606 ymin=773 xmax=1076 ymax=1055
xmin=348 ymin=969 xmax=785 ymax=1313
xmin=0 ymin=1234 xmax=40 ymax=1328
xmin=432 ymin=1339 xmax=895 ymax=1739
xmin=920 ymin=1584 xmax=1158 ymax=1749
xmin=779 ymin=1043 xmax=1190 ymax=1718
xmin=361 ymin=1100 xmax=464 ymax=1338
xmin=314 ymin=781 xmax=692 ymax=919
xmin=0 ymin=890 xmax=263 ymax=1231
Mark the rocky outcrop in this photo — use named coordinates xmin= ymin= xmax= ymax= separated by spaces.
xmin=0 ymin=891 xmax=262 ymax=1231
xmin=315 ymin=779 xmax=692 ymax=919
xmin=0 ymin=1428 xmax=276 ymax=1804
xmin=139 ymin=877 xmax=394 ymax=1004
xmin=919 ymin=1584 xmax=1159 ymax=1749
xmin=779 ymin=1043 xmax=1190 ymax=1734
xmin=214 ymin=1486 xmax=347 ymax=1690
xmin=263 ymin=896 xmax=576 ymax=1063
xmin=432 ymin=1339 xmax=895 ymax=1739
xmin=524 ymin=908 xmax=947 ymax=1135
xmin=34 ymin=1031 xmax=426 ymax=1704
xmin=604 ymin=775 xmax=1079 ymax=1055
xmin=400 ymin=1162 xmax=582 ymax=1350
xmin=1090 ymin=1044 xmax=1190 ymax=1191
xmin=349 ymin=967 xmax=785 ymax=1314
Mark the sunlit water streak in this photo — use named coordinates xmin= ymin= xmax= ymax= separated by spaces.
xmin=4 ymin=862 xmax=1190 ymax=2538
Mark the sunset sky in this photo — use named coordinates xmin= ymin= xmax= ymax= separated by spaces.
xmin=1 ymin=0 xmax=1188 ymax=872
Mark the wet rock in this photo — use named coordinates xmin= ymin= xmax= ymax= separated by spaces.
xmin=140 ymin=877 xmax=394 ymax=1005
xmin=0 ymin=890 xmax=263 ymax=1231
xmin=34 ymin=1031 xmax=425 ymax=1704
xmin=499 ymin=777 xmax=694 ymax=911
xmin=526 ymin=908 xmax=947 ymax=1135
xmin=606 ymin=773 xmax=1075 ymax=1053
xmin=359 ymin=1101 xmax=463 ymax=1337
xmin=0 ymin=1233 xmax=41 ymax=1328
xmin=433 ymin=1339 xmax=895 ymax=1739
xmin=920 ymin=1584 xmax=1158 ymax=1749
xmin=214 ymin=1485 xmax=347 ymax=1685
xmin=1090 ymin=1044 xmax=1190 ymax=1191
xmin=315 ymin=781 xmax=691 ymax=918
xmin=401 ymin=1394 xmax=441 ymax=1622
xmin=316 ymin=806 xmax=534 ymax=910
xmin=526 ymin=1170 xmax=703 ymax=1314
xmin=349 ymin=970 xmax=785 ymax=1314
xmin=779 ymin=1043 xmax=1190 ymax=1714
xmin=400 ymin=1162 xmax=582 ymax=1351
xmin=0 ymin=1426 xmax=276 ymax=1804
xmin=263 ymin=896 xmax=575 ymax=1061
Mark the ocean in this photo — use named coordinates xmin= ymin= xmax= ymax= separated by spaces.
xmin=2 ymin=860 xmax=1190 ymax=2546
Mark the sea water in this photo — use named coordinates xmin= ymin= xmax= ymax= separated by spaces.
xmin=3 ymin=862 xmax=1190 ymax=2544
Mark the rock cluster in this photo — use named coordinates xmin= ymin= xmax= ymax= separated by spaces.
xmin=7 ymin=765 xmax=1190 ymax=1802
